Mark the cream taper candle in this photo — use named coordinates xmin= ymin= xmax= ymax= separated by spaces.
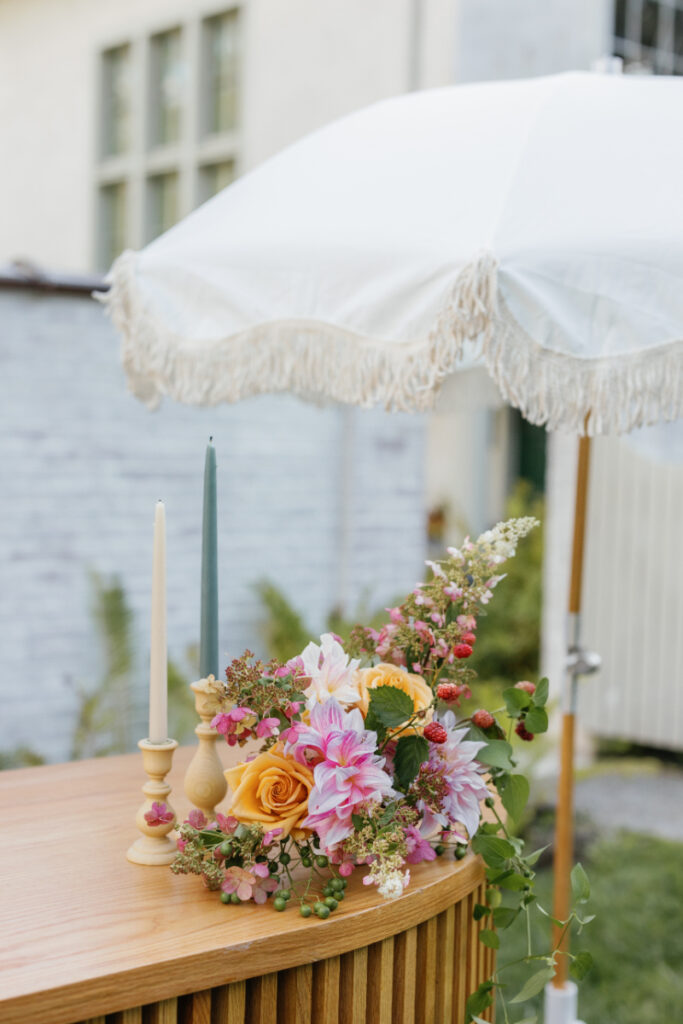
xmin=149 ymin=500 xmax=168 ymax=744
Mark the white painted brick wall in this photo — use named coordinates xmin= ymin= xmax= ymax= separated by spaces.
xmin=0 ymin=289 xmax=426 ymax=762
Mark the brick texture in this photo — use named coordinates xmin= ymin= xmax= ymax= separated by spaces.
xmin=0 ymin=290 xmax=426 ymax=761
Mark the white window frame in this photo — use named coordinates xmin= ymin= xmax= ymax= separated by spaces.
xmin=94 ymin=4 xmax=242 ymax=270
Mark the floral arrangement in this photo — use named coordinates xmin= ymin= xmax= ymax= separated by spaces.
xmin=168 ymin=517 xmax=593 ymax=1020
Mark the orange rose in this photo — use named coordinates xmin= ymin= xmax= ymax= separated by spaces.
xmin=355 ymin=663 xmax=433 ymax=731
xmin=224 ymin=747 xmax=314 ymax=839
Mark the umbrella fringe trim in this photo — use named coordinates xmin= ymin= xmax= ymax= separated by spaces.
xmin=100 ymin=249 xmax=683 ymax=435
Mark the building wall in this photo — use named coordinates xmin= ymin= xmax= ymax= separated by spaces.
xmin=0 ymin=289 xmax=426 ymax=762
xmin=0 ymin=0 xmax=458 ymax=272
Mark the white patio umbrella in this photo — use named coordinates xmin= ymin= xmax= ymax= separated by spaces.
xmin=103 ymin=71 xmax=683 ymax=1023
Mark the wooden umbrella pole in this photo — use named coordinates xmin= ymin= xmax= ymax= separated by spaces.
xmin=551 ymin=433 xmax=592 ymax=988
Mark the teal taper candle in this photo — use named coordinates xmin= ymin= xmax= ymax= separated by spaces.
xmin=199 ymin=438 xmax=219 ymax=679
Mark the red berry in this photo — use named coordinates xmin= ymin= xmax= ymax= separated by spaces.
xmin=424 ymin=722 xmax=448 ymax=744
xmin=515 ymin=722 xmax=534 ymax=742
xmin=515 ymin=680 xmax=536 ymax=695
xmin=472 ymin=709 xmax=494 ymax=730
xmin=453 ymin=643 xmax=473 ymax=659
xmin=436 ymin=683 xmax=460 ymax=702
xmin=462 ymin=632 xmax=477 ymax=646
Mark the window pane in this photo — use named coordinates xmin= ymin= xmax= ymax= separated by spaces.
xmin=675 ymin=9 xmax=683 ymax=63
xmin=204 ymin=10 xmax=240 ymax=135
xmin=101 ymin=46 xmax=131 ymax=157
xmin=641 ymin=0 xmax=659 ymax=49
xmin=99 ymin=182 xmax=128 ymax=269
xmin=147 ymin=172 xmax=180 ymax=241
xmin=615 ymin=0 xmax=627 ymax=40
xmin=199 ymin=160 xmax=235 ymax=203
xmin=150 ymin=29 xmax=183 ymax=147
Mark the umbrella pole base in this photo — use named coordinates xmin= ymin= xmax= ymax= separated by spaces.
xmin=544 ymin=981 xmax=586 ymax=1024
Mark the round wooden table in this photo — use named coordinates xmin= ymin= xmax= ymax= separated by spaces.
xmin=0 ymin=745 xmax=494 ymax=1024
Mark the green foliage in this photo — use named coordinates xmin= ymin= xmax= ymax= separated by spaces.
xmin=366 ymin=685 xmax=414 ymax=729
xmin=471 ymin=482 xmax=543 ymax=686
xmin=254 ymin=580 xmax=312 ymax=662
xmin=0 ymin=746 xmax=45 ymax=770
xmin=498 ymin=832 xmax=683 ymax=1023
xmin=393 ymin=734 xmax=429 ymax=789
xmin=69 ymin=573 xmax=196 ymax=761
xmin=71 ymin=572 xmax=134 ymax=759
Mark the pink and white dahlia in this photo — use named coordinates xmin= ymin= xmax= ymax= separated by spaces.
xmin=416 ymin=711 xmax=489 ymax=839
xmin=299 ymin=633 xmax=361 ymax=707
xmin=286 ymin=697 xmax=394 ymax=851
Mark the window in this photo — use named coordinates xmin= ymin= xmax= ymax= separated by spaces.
xmin=613 ymin=0 xmax=683 ymax=75
xmin=99 ymin=182 xmax=128 ymax=269
xmin=199 ymin=159 xmax=236 ymax=202
xmin=203 ymin=10 xmax=241 ymax=136
xmin=147 ymin=173 xmax=180 ymax=242
xmin=149 ymin=28 xmax=184 ymax=148
xmin=101 ymin=45 xmax=131 ymax=157
xmin=96 ymin=10 xmax=241 ymax=270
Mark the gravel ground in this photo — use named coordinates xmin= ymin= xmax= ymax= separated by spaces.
xmin=574 ymin=768 xmax=683 ymax=842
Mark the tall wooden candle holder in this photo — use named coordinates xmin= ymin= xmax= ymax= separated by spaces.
xmin=184 ymin=676 xmax=228 ymax=820
xmin=127 ymin=738 xmax=178 ymax=866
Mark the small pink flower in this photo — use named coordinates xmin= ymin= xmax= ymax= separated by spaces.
xmin=404 ymin=825 xmax=437 ymax=864
xmin=339 ymin=860 xmax=355 ymax=877
xmin=412 ymin=662 xmax=424 ymax=674
xmin=444 ymin=583 xmax=463 ymax=600
xmin=186 ymin=809 xmax=208 ymax=829
xmin=515 ymin=680 xmax=536 ymax=695
xmin=144 ymin=801 xmax=174 ymax=827
xmin=221 ymin=864 xmax=278 ymax=904
xmin=263 ymin=827 xmax=284 ymax=847
xmin=256 ymin=717 xmax=280 ymax=739
xmin=212 ymin=706 xmax=256 ymax=746
xmin=388 ymin=607 xmax=404 ymax=624
xmin=284 ymin=700 xmax=303 ymax=719
xmin=176 ymin=837 xmax=188 ymax=852
xmin=213 ymin=813 xmax=239 ymax=834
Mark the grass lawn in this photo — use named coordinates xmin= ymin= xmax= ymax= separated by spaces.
xmin=496 ymin=832 xmax=683 ymax=1023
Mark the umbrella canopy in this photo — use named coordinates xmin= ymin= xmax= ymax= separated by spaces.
xmin=105 ymin=71 xmax=683 ymax=434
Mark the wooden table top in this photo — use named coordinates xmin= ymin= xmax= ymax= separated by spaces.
xmin=0 ymin=744 xmax=485 ymax=1024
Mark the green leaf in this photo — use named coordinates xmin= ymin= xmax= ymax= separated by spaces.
xmin=525 ymin=845 xmax=549 ymax=867
xmin=493 ymin=906 xmax=519 ymax=928
xmin=569 ymin=950 xmax=594 ymax=981
xmin=487 ymin=868 xmax=528 ymax=890
xmin=367 ymin=685 xmax=414 ymax=728
xmin=524 ymin=707 xmax=548 ymax=734
xmin=351 ymin=813 xmax=363 ymax=831
xmin=363 ymin=710 xmax=387 ymax=745
xmin=467 ymin=724 xmax=489 ymax=744
xmin=393 ymin=734 xmax=429 ymax=789
xmin=465 ymin=981 xmax=494 ymax=1020
xmin=503 ymin=686 xmax=531 ymax=715
xmin=571 ymin=862 xmax=591 ymax=904
xmin=499 ymin=774 xmax=530 ymax=823
xmin=472 ymin=834 xmax=516 ymax=869
xmin=473 ymin=903 xmax=490 ymax=921
xmin=479 ymin=928 xmax=499 ymax=949
xmin=478 ymin=739 xmax=515 ymax=770
xmin=534 ymin=677 xmax=549 ymax=706
xmin=509 ymin=965 xmax=555 ymax=1003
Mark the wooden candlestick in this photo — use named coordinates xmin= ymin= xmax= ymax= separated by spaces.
xmin=184 ymin=677 xmax=228 ymax=820
xmin=126 ymin=738 xmax=178 ymax=866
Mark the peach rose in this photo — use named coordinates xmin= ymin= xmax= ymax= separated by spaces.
xmin=355 ymin=663 xmax=434 ymax=732
xmin=224 ymin=747 xmax=314 ymax=839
